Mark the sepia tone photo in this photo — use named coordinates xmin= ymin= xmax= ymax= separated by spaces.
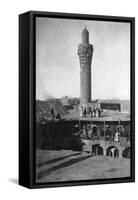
xmin=35 ymin=17 xmax=131 ymax=184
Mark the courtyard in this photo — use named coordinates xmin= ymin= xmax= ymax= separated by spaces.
xmin=36 ymin=150 xmax=130 ymax=183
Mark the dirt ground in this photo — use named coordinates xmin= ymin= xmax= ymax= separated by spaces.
xmin=36 ymin=149 xmax=130 ymax=183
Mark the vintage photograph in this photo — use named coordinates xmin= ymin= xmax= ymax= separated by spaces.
xmin=35 ymin=17 xmax=131 ymax=183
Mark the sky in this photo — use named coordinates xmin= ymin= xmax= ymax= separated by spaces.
xmin=36 ymin=17 xmax=130 ymax=100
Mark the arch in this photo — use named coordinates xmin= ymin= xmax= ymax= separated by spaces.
xmin=96 ymin=146 xmax=104 ymax=155
xmin=122 ymin=147 xmax=131 ymax=159
xmin=106 ymin=146 xmax=119 ymax=158
xmin=91 ymin=125 xmax=99 ymax=139
xmin=92 ymin=144 xmax=99 ymax=155
xmin=114 ymin=148 xmax=119 ymax=158
xmin=92 ymin=125 xmax=99 ymax=139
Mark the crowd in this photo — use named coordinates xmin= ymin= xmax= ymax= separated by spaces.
xmin=80 ymin=106 xmax=102 ymax=118
xmin=74 ymin=124 xmax=121 ymax=143
xmin=82 ymin=127 xmax=120 ymax=142
xmin=39 ymin=108 xmax=62 ymax=122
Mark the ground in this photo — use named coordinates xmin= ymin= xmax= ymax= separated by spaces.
xmin=36 ymin=149 xmax=130 ymax=183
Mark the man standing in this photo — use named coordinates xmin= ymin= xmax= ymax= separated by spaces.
xmin=51 ymin=108 xmax=55 ymax=120
xmin=114 ymin=130 xmax=120 ymax=142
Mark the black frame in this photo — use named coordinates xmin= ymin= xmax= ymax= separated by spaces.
xmin=19 ymin=11 xmax=135 ymax=189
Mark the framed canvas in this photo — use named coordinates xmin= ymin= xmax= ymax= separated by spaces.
xmin=19 ymin=11 xmax=135 ymax=189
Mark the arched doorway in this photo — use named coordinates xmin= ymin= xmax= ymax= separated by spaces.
xmin=92 ymin=126 xmax=99 ymax=139
xmin=96 ymin=146 xmax=103 ymax=155
xmin=114 ymin=148 xmax=119 ymax=158
xmin=92 ymin=144 xmax=99 ymax=155
xmin=92 ymin=126 xmax=98 ymax=135
xmin=106 ymin=146 xmax=119 ymax=158
xmin=122 ymin=147 xmax=131 ymax=159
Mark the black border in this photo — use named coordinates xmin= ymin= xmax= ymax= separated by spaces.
xmin=19 ymin=11 xmax=135 ymax=189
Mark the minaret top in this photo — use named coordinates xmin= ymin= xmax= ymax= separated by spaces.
xmin=82 ymin=26 xmax=89 ymax=44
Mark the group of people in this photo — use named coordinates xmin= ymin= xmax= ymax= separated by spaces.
xmin=75 ymin=123 xmax=120 ymax=143
xmin=51 ymin=108 xmax=62 ymax=120
xmin=39 ymin=108 xmax=62 ymax=122
xmin=80 ymin=106 xmax=102 ymax=118
xmin=74 ymin=124 xmax=99 ymax=140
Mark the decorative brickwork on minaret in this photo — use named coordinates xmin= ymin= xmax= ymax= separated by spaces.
xmin=78 ymin=27 xmax=93 ymax=106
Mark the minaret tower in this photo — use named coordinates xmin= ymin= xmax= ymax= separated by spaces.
xmin=78 ymin=27 xmax=93 ymax=107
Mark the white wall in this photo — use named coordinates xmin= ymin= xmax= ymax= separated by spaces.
xmin=0 ymin=0 xmax=137 ymax=199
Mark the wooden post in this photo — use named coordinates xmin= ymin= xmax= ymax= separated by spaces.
xmin=104 ymin=121 xmax=106 ymax=140
xmin=104 ymin=121 xmax=106 ymax=156
xmin=79 ymin=119 xmax=81 ymax=134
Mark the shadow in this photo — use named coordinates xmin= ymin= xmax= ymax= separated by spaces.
xmin=8 ymin=178 xmax=18 ymax=185
xmin=100 ymin=114 xmax=110 ymax=118
xmin=106 ymin=168 xmax=118 ymax=173
xmin=37 ymin=152 xmax=82 ymax=167
xmin=37 ymin=155 xmax=92 ymax=180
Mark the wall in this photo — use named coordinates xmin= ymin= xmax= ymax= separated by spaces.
xmin=0 ymin=0 xmax=137 ymax=200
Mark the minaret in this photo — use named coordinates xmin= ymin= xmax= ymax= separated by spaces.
xmin=78 ymin=27 xmax=93 ymax=107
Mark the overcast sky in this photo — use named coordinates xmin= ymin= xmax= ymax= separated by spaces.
xmin=36 ymin=17 xmax=130 ymax=100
